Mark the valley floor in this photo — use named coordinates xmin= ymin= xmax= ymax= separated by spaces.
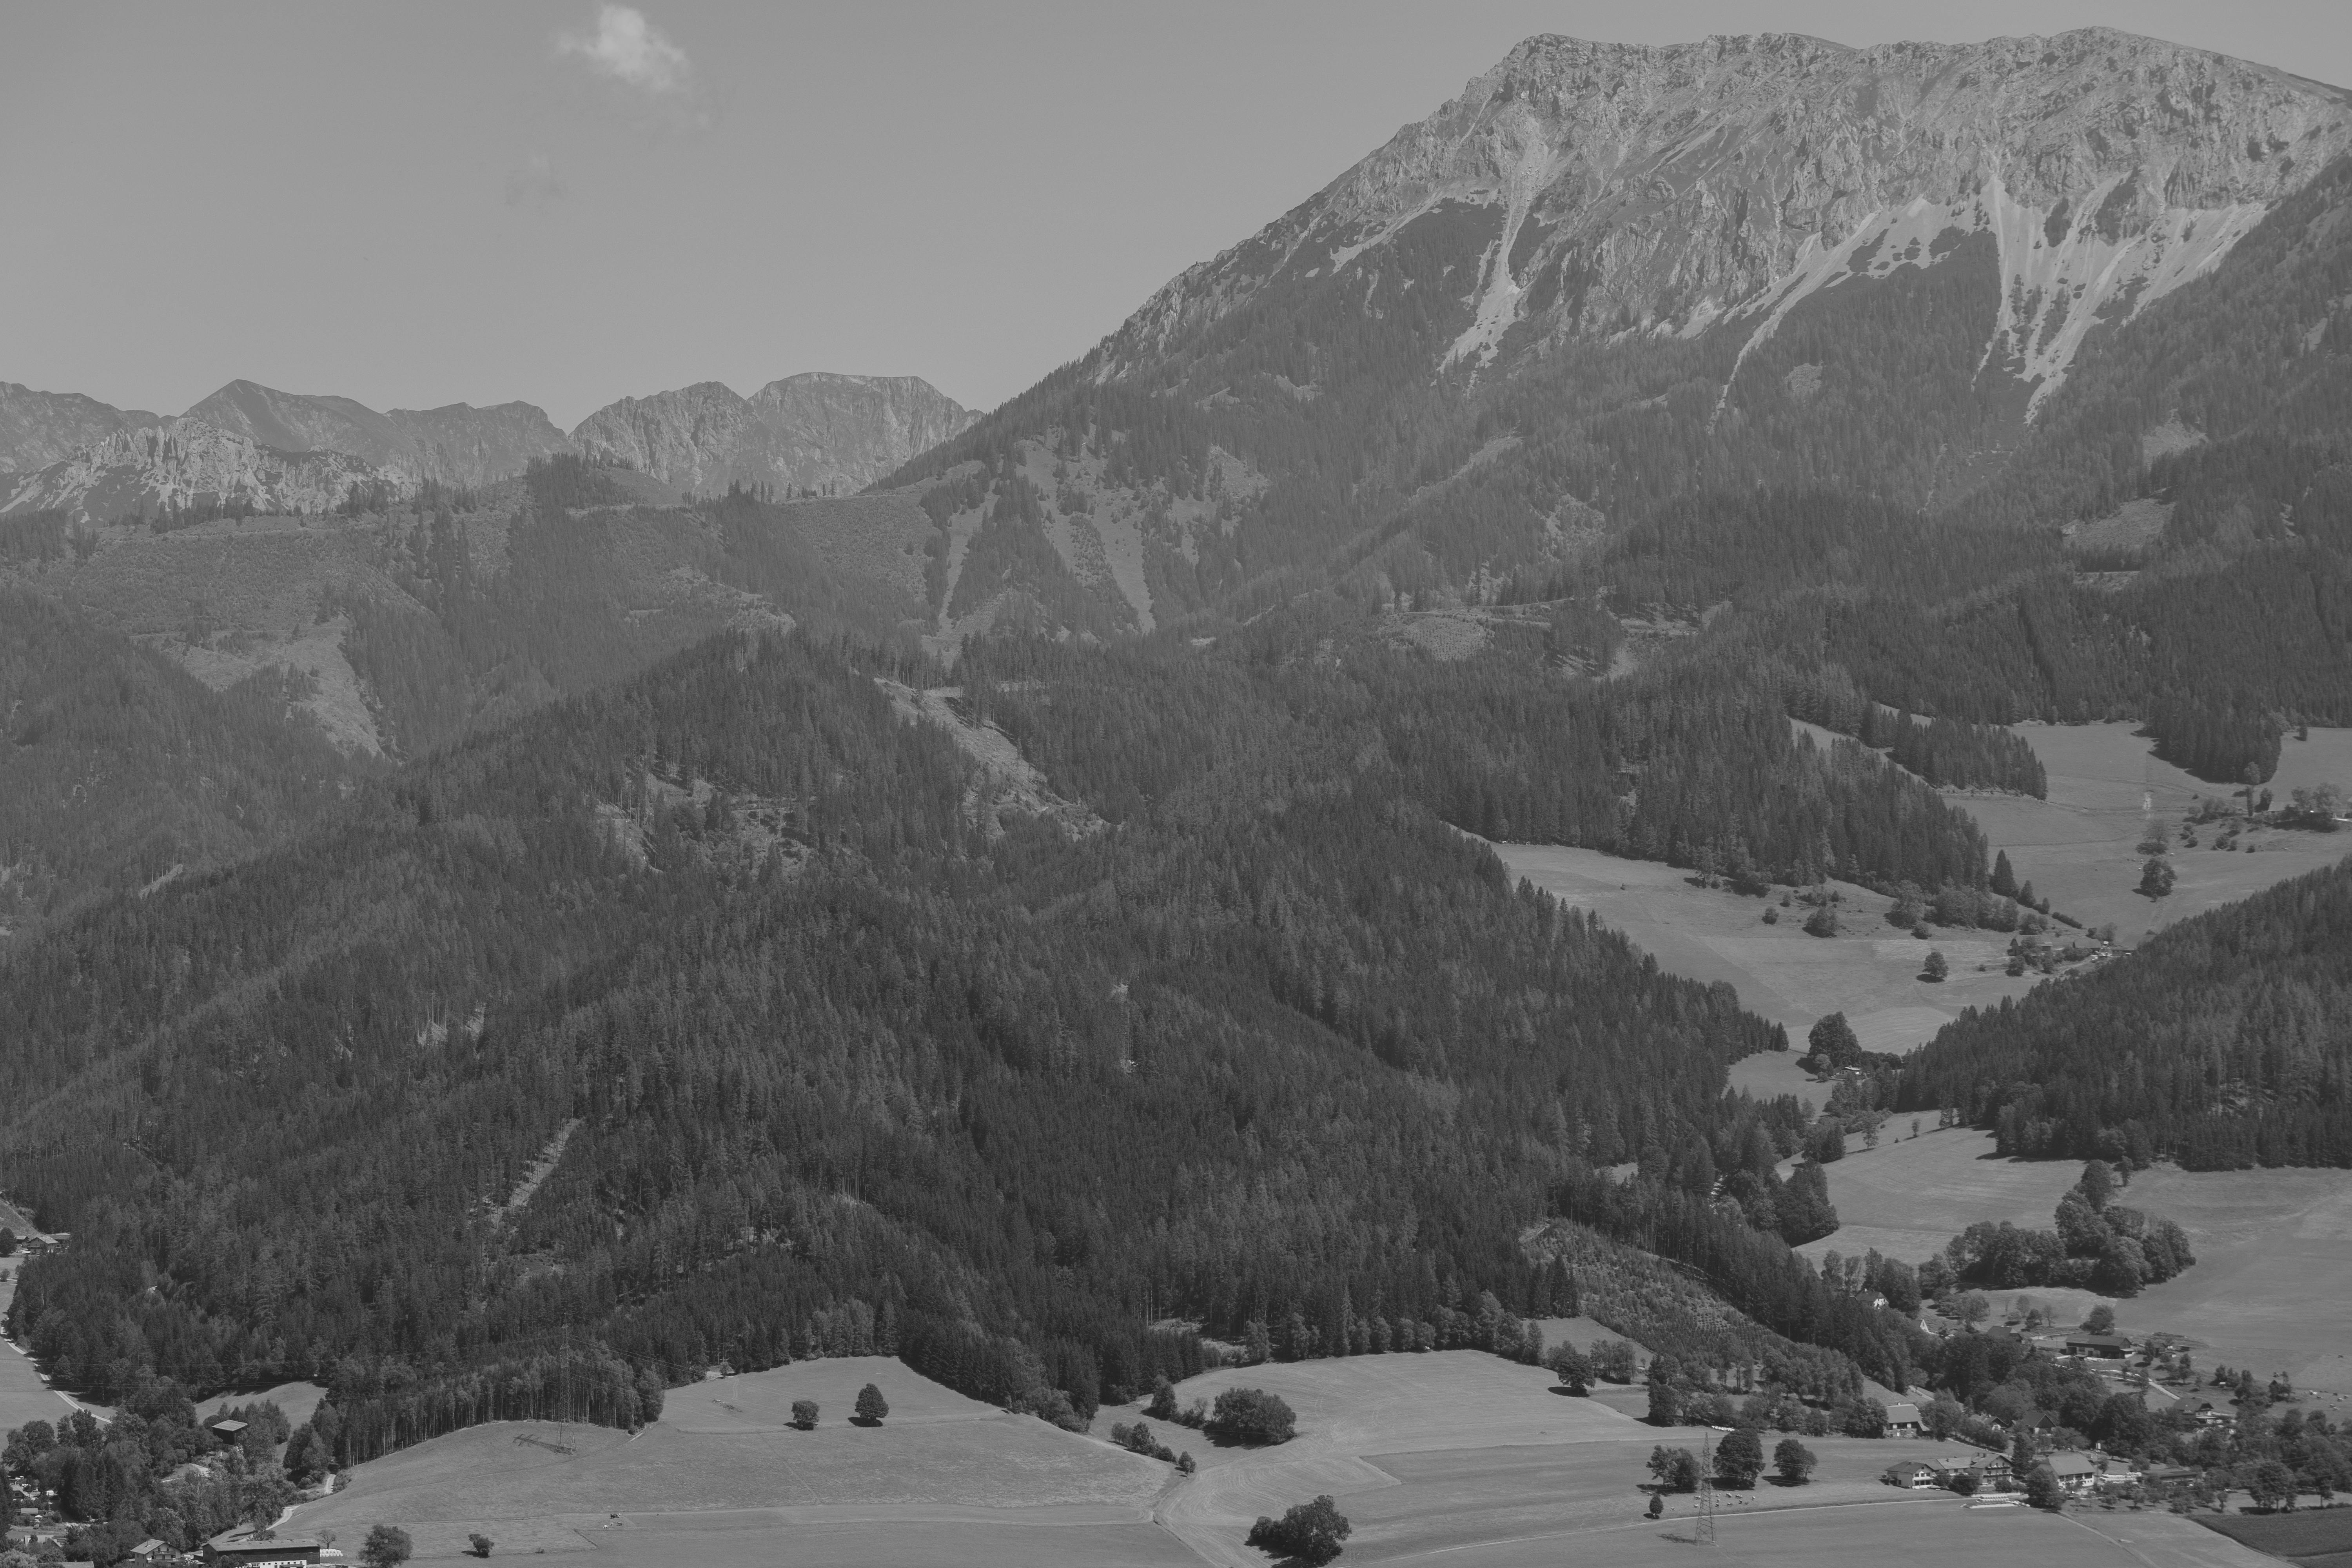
xmin=289 ymin=1347 xmax=2292 ymax=1568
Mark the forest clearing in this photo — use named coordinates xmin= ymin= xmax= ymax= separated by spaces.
xmin=1486 ymin=840 xmax=2046 ymax=1103
xmin=1955 ymin=723 xmax=2352 ymax=946
xmin=1801 ymin=1129 xmax=2352 ymax=1397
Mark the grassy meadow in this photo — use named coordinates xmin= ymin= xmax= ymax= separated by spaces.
xmin=1798 ymin=1129 xmax=2352 ymax=1399
xmin=1954 ymin=722 xmax=2352 ymax=947
xmin=1486 ymin=840 xmax=2049 ymax=1106
xmin=289 ymin=1357 xmax=1170 ymax=1563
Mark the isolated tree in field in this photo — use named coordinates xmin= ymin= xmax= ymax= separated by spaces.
xmin=2025 ymin=1463 xmax=2064 ymax=1510
xmin=1715 ymin=1427 xmax=1764 ymax=1488
xmin=1922 ymin=950 xmax=1949 ymax=982
xmin=1546 ymin=1342 xmax=1592 ymax=1395
xmin=1245 ymin=1495 xmax=1350 ymax=1565
xmin=855 ymin=1383 xmax=888 ymax=1425
xmin=791 ymin=1399 xmax=818 ymax=1430
xmin=361 ymin=1525 xmax=412 ymax=1568
xmin=2247 ymin=1459 xmax=2298 ymax=1511
xmin=2139 ymin=857 xmax=2176 ymax=898
xmin=1646 ymin=1361 xmax=1680 ymax=1425
xmin=1953 ymin=1291 xmax=1991 ymax=1329
xmin=1647 ymin=1445 xmax=1702 ymax=1492
xmin=2084 ymin=1302 xmax=2117 ymax=1334
xmin=1207 ymin=1388 xmax=1296 ymax=1446
xmin=1147 ymin=1377 xmax=1178 ymax=1419
xmin=1804 ymin=902 xmax=1839 ymax=937
xmin=1806 ymin=1012 xmax=1860 ymax=1071
xmin=467 ymin=1535 xmax=493 ymax=1559
xmin=1646 ymin=1492 xmax=1664 ymax=1519
xmin=1773 ymin=1437 xmax=1817 ymax=1485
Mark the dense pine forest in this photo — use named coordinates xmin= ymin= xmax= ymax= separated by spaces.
xmin=1897 ymin=856 xmax=2352 ymax=1168
xmin=8 ymin=626 xmax=1936 ymax=1462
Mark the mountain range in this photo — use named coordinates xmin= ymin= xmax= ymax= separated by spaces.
xmin=5 ymin=27 xmax=2352 ymax=1532
xmin=0 ymin=372 xmax=974 ymax=520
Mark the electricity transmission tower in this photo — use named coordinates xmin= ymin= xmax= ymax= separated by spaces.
xmin=1695 ymin=1427 xmax=1719 ymax=1546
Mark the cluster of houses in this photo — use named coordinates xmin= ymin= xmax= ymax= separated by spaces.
xmin=1878 ymin=1394 xmax=2201 ymax=1500
xmin=1880 ymin=1445 xmax=2185 ymax=1497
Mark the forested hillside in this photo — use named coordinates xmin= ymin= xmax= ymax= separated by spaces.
xmin=1896 ymin=855 xmax=2352 ymax=1168
xmin=0 ymin=590 xmax=357 ymax=937
xmin=0 ymin=461 xmax=934 ymax=938
xmin=9 ymin=625 xmax=1948 ymax=1456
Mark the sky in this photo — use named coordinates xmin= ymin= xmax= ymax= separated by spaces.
xmin=4 ymin=1 xmax=2350 ymax=430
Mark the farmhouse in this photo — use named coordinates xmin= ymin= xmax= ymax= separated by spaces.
xmin=1934 ymin=1452 xmax=2011 ymax=1489
xmin=1884 ymin=1401 xmax=1924 ymax=1438
xmin=1885 ymin=1461 xmax=1938 ymax=1488
xmin=2046 ymin=1452 xmax=2101 ymax=1494
xmin=202 ymin=1530 xmax=321 ymax=1568
xmin=2066 ymin=1332 xmax=2131 ymax=1359
xmin=205 ymin=1418 xmax=247 ymax=1444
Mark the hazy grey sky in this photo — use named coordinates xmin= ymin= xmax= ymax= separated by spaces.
xmin=4 ymin=1 xmax=2348 ymax=429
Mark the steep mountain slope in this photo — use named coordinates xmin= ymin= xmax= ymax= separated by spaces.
xmin=887 ymin=28 xmax=2352 ymax=637
xmin=0 ymin=383 xmax=159 ymax=476
xmin=0 ymin=589 xmax=357 ymax=942
xmin=573 ymin=373 xmax=973 ymax=495
xmin=185 ymin=380 xmax=575 ymax=486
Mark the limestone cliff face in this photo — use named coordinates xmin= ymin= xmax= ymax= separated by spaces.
xmin=0 ymin=418 xmax=403 ymax=521
xmin=1101 ymin=28 xmax=2352 ymax=410
xmin=183 ymin=381 xmax=572 ymax=486
xmin=381 ymin=401 xmax=576 ymax=488
xmin=0 ymin=384 xmax=158 ymax=476
xmin=572 ymin=373 xmax=974 ymax=494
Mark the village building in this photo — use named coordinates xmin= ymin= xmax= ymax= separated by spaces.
xmin=2066 ymin=1332 xmax=2131 ymax=1359
xmin=1884 ymin=1461 xmax=1938 ymax=1489
xmin=203 ymin=1530 xmax=322 ymax=1568
xmin=1884 ymin=1401 xmax=1924 ymax=1438
xmin=2046 ymin=1451 xmax=2101 ymax=1494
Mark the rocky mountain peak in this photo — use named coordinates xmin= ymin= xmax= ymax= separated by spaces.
xmin=1102 ymin=27 xmax=2352 ymax=411
xmin=572 ymin=374 xmax=974 ymax=495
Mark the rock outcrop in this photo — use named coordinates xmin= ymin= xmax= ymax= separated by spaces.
xmin=1 ymin=417 xmax=403 ymax=521
xmin=571 ymin=373 xmax=974 ymax=494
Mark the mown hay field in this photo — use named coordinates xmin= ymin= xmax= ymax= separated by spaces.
xmin=1956 ymin=722 xmax=2352 ymax=947
xmin=292 ymin=1357 xmax=1168 ymax=1562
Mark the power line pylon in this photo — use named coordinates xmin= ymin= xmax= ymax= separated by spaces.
xmin=1695 ymin=1427 xmax=1718 ymax=1546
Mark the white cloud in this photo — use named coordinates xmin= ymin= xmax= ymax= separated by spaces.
xmin=504 ymin=153 xmax=567 ymax=212
xmin=559 ymin=5 xmax=695 ymax=98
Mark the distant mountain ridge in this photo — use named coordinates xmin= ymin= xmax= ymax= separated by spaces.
xmin=184 ymin=380 xmax=575 ymax=488
xmin=2 ymin=417 xmax=403 ymax=521
xmin=570 ymin=372 xmax=976 ymax=495
xmin=2 ymin=371 xmax=972 ymax=522
xmin=0 ymin=383 xmax=160 ymax=477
